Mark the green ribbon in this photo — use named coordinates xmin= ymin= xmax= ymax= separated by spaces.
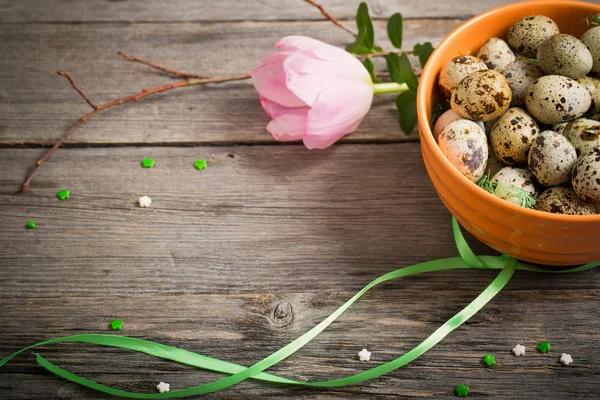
xmin=1 ymin=218 xmax=599 ymax=398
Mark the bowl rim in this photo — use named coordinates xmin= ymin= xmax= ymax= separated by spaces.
xmin=417 ymin=0 xmax=600 ymax=223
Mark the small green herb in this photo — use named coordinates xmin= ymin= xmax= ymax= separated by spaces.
xmin=194 ymin=159 xmax=208 ymax=171
xmin=141 ymin=158 xmax=155 ymax=168
xmin=537 ymin=341 xmax=551 ymax=354
xmin=482 ymin=353 xmax=496 ymax=367
xmin=57 ymin=189 xmax=70 ymax=200
xmin=455 ymin=384 xmax=469 ymax=397
xmin=26 ymin=221 xmax=36 ymax=229
xmin=111 ymin=319 xmax=124 ymax=331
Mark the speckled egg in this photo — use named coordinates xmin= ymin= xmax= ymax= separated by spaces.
xmin=563 ymin=118 xmax=600 ymax=157
xmin=438 ymin=119 xmax=488 ymax=182
xmin=572 ymin=148 xmax=600 ymax=203
xmin=503 ymin=60 xmax=544 ymax=107
xmin=438 ymin=56 xmax=488 ymax=101
xmin=490 ymin=107 xmax=538 ymax=165
xmin=451 ymin=70 xmax=512 ymax=122
xmin=433 ymin=109 xmax=485 ymax=141
xmin=535 ymin=187 xmax=595 ymax=215
xmin=507 ymin=15 xmax=560 ymax=58
xmin=525 ymin=75 xmax=592 ymax=124
xmin=492 ymin=166 xmax=536 ymax=205
xmin=528 ymin=130 xmax=577 ymax=186
xmin=537 ymin=34 xmax=593 ymax=79
xmin=577 ymin=76 xmax=600 ymax=115
xmin=476 ymin=37 xmax=516 ymax=72
xmin=581 ymin=26 xmax=600 ymax=73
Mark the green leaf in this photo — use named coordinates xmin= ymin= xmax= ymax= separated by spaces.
xmin=385 ymin=53 xmax=403 ymax=84
xmin=395 ymin=90 xmax=416 ymax=112
xmin=398 ymin=53 xmax=419 ymax=92
xmin=387 ymin=13 xmax=403 ymax=49
xmin=346 ymin=3 xmax=375 ymax=54
xmin=362 ymin=58 xmax=381 ymax=83
xmin=414 ymin=42 xmax=434 ymax=68
xmin=396 ymin=91 xmax=418 ymax=135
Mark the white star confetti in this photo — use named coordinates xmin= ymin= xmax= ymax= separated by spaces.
xmin=139 ymin=196 xmax=152 ymax=208
xmin=357 ymin=348 xmax=371 ymax=361
xmin=560 ymin=353 xmax=573 ymax=366
xmin=156 ymin=382 xmax=170 ymax=393
xmin=512 ymin=344 xmax=526 ymax=356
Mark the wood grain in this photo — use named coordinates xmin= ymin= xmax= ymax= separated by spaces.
xmin=0 ymin=19 xmax=464 ymax=147
xmin=1 ymin=145 xmax=599 ymax=399
xmin=0 ymin=0 xmax=514 ymax=22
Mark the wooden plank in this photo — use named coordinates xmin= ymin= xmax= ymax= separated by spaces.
xmin=1 ymin=145 xmax=599 ymax=399
xmin=0 ymin=19 xmax=464 ymax=147
xmin=0 ymin=0 xmax=514 ymax=23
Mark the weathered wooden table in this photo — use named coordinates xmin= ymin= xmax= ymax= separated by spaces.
xmin=1 ymin=1 xmax=599 ymax=398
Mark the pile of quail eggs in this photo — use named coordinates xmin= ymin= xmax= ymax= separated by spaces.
xmin=434 ymin=15 xmax=600 ymax=215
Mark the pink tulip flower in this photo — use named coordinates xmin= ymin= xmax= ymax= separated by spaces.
xmin=252 ymin=36 xmax=375 ymax=149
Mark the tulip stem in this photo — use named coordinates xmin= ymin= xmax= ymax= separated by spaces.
xmin=373 ymin=82 xmax=409 ymax=95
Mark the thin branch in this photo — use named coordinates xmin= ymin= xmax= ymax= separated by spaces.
xmin=20 ymin=73 xmax=251 ymax=192
xmin=117 ymin=51 xmax=209 ymax=80
xmin=57 ymin=71 xmax=97 ymax=109
xmin=357 ymin=50 xmax=414 ymax=59
xmin=304 ymin=0 xmax=357 ymax=37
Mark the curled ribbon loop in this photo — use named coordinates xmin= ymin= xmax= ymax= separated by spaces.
xmin=1 ymin=218 xmax=599 ymax=398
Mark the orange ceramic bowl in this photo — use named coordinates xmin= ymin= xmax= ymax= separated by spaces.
xmin=417 ymin=1 xmax=600 ymax=266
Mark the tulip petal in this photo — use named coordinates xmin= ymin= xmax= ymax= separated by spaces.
xmin=278 ymin=36 xmax=370 ymax=79
xmin=284 ymin=50 xmax=371 ymax=107
xmin=266 ymin=110 xmax=308 ymax=142
xmin=252 ymin=52 xmax=306 ymax=108
xmin=303 ymin=81 xmax=373 ymax=149
xmin=260 ymin=96 xmax=310 ymax=120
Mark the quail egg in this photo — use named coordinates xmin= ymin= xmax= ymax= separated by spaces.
xmin=528 ymin=130 xmax=577 ymax=186
xmin=535 ymin=187 xmax=595 ymax=215
xmin=476 ymin=37 xmax=516 ymax=72
xmin=490 ymin=107 xmax=538 ymax=165
xmin=507 ymin=15 xmax=560 ymax=58
xmin=525 ymin=75 xmax=592 ymax=124
xmin=581 ymin=25 xmax=600 ymax=73
xmin=563 ymin=118 xmax=600 ymax=157
xmin=491 ymin=166 xmax=536 ymax=205
xmin=572 ymin=148 xmax=600 ymax=203
xmin=433 ymin=109 xmax=485 ymax=141
xmin=537 ymin=34 xmax=593 ymax=79
xmin=577 ymin=75 xmax=600 ymax=115
xmin=438 ymin=119 xmax=488 ymax=182
xmin=438 ymin=56 xmax=488 ymax=101
xmin=503 ymin=60 xmax=544 ymax=106
xmin=451 ymin=69 xmax=512 ymax=122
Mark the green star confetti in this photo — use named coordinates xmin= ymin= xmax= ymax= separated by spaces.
xmin=455 ymin=384 xmax=469 ymax=397
xmin=482 ymin=353 xmax=496 ymax=367
xmin=110 ymin=319 xmax=124 ymax=331
xmin=56 ymin=189 xmax=70 ymax=200
xmin=26 ymin=221 xmax=36 ymax=229
xmin=141 ymin=158 xmax=155 ymax=168
xmin=537 ymin=341 xmax=551 ymax=354
xmin=194 ymin=159 xmax=207 ymax=171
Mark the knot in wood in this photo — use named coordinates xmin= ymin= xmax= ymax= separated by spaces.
xmin=270 ymin=301 xmax=293 ymax=327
